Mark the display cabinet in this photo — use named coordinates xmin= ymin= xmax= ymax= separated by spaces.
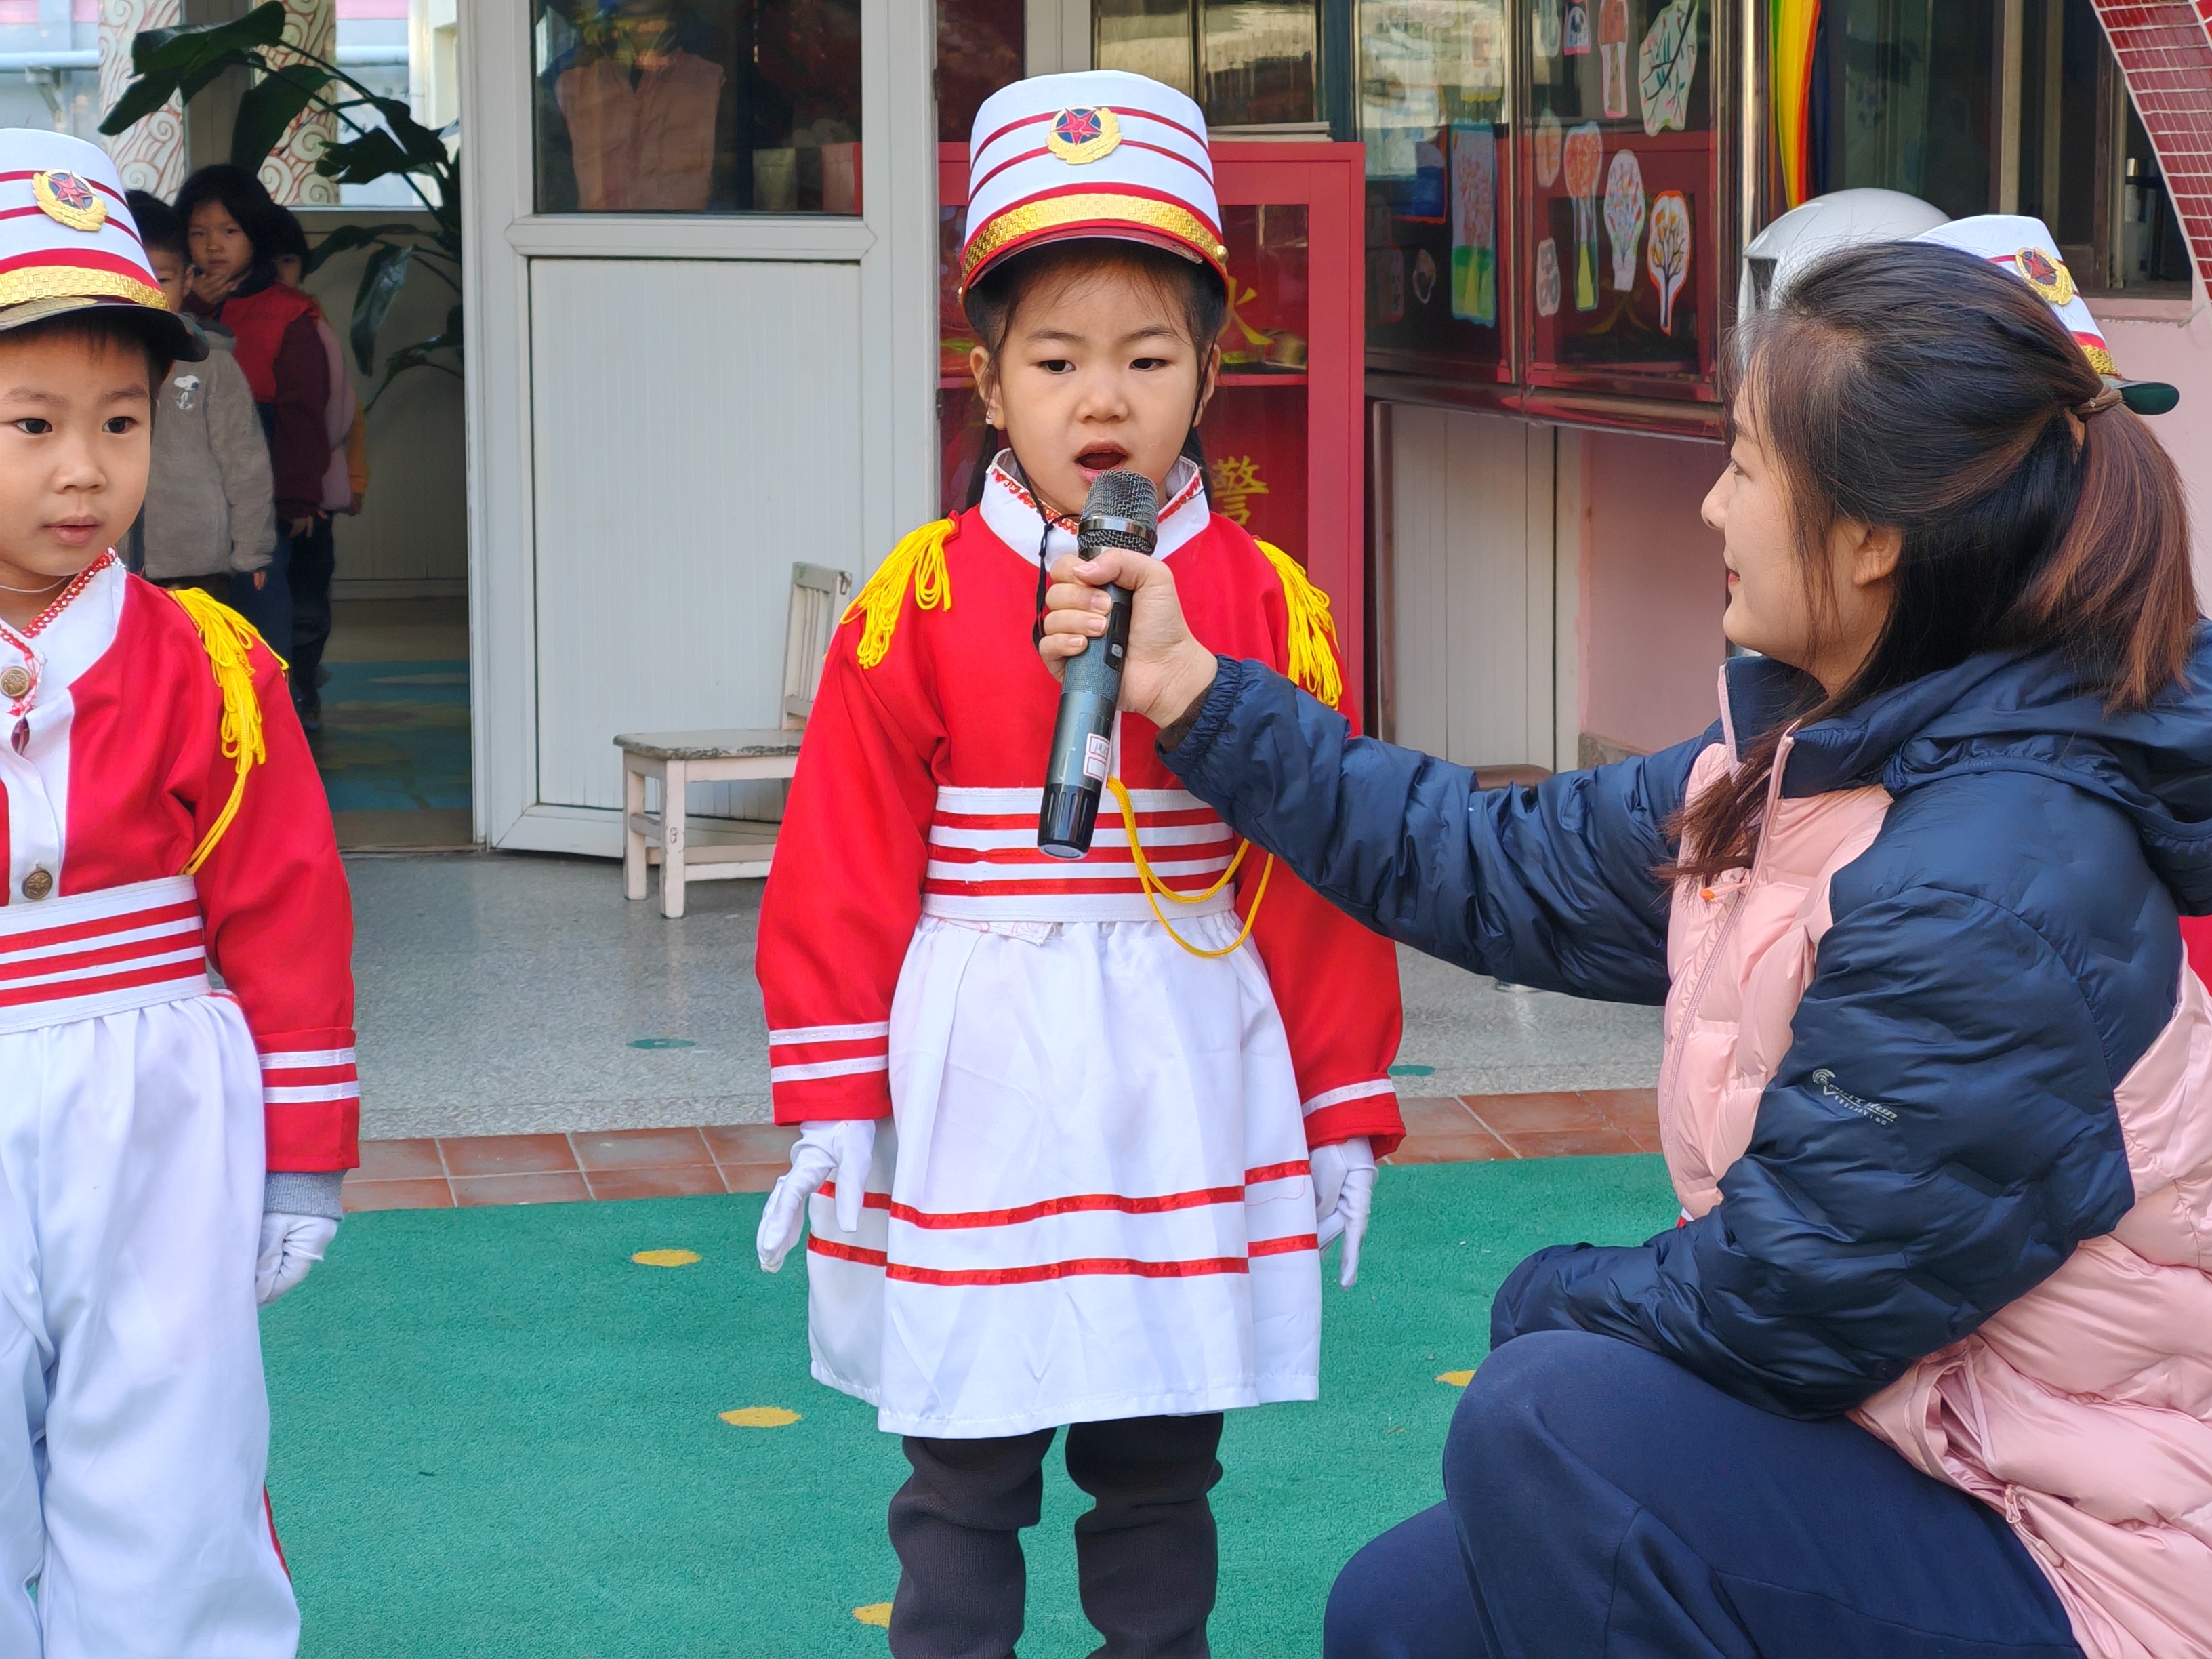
xmin=1360 ymin=0 xmax=1736 ymax=428
xmin=937 ymin=140 xmax=1369 ymax=697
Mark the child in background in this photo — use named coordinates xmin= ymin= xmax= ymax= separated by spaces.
xmin=269 ymin=207 xmax=362 ymax=732
xmin=175 ymin=164 xmax=329 ymax=672
xmin=125 ymin=190 xmax=276 ymax=602
xmin=0 ymin=131 xmax=358 ymax=1654
xmin=755 ymin=71 xmax=1404 ymax=1658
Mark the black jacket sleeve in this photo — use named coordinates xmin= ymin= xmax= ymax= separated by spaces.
xmin=1164 ymin=655 xmax=1707 ymax=1004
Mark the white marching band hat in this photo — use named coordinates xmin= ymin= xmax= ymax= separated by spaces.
xmin=962 ymin=70 xmax=1229 ymax=300
xmin=0 ymin=129 xmax=203 ymax=362
xmin=1916 ymin=214 xmax=2175 ymax=415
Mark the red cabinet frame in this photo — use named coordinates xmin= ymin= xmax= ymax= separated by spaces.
xmin=937 ymin=141 xmax=1369 ymax=707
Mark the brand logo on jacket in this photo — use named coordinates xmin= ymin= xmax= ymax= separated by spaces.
xmin=1810 ymin=1068 xmax=1897 ymax=1126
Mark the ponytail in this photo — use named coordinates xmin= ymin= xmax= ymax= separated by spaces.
xmin=1665 ymin=241 xmax=2198 ymax=886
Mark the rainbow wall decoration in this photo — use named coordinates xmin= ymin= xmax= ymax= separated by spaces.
xmin=1770 ymin=0 xmax=1822 ymax=210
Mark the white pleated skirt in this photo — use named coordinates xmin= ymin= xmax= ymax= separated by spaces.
xmin=805 ymin=913 xmax=1322 ymax=1438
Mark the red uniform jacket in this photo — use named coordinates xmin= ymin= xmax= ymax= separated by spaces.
xmin=758 ymin=465 xmax=1405 ymax=1155
xmin=0 ymin=562 xmax=359 ymax=1172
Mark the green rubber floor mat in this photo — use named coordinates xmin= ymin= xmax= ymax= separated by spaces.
xmin=264 ymin=1155 xmax=1677 ymax=1658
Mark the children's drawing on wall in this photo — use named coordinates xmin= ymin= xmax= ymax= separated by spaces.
xmin=1450 ymin=123 xmax=1497 ymax=325
xmin=1412 ymin=247 xmax=1437 ymax=306
xmin=1536 ymin=108 xmax=1563 ymax=187
xmin=1604 ymin=148 xmax=1645 ymax=293
xmin=1564 ymin=3 xmax=1591 ymax=54
xmin=1563 ymin=120 xmax=1602 ymax=312
xmin=1536 ymin=237 xmax=1563 ymax=316
xmin=1600 ymin=0 xmax=1632 ymax=119
xmin=1647 ymin=188 xmax=1691 ymax=332
xmin=1639 ymin=0 xmax=1698 ymax=136
xmin=1534 ymin=0 xmax=1561 ymax=59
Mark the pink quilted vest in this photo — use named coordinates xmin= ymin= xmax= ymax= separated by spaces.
xmin=1664 ymin=724 xmax=2212 ymax=1659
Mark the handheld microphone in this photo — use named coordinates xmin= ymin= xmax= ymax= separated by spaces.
xmin=1038 ymin=469 xmax=1160 ymax=859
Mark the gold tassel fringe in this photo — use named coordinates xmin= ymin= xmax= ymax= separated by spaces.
xmin=169 ymin=587 xmax=281 ymax=875
xmin=843 ymin=518 xmax=956 ymax=668
xmin=1254 ymin=540 xmax=1343 ymax=709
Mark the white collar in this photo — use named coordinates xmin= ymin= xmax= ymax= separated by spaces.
xmin=0 ymin=553 xmax=125 ymax=705
xmin=978 ymin=452 xmax=1210 ymax=568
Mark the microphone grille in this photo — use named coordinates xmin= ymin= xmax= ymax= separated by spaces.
xmin=1085 ymin=468 xmax=1159 ymax=525
xmin=1081 ymin=469 xmax=1160 ymax=552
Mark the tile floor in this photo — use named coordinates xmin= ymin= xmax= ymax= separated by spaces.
xmin=340 ymin=1092 xmax=1662 ymax=1212
xmin=346 ymin=853 xmax=1663 ymax=1142
xmin=343 ymin=1122 xmax=804 ymax=1212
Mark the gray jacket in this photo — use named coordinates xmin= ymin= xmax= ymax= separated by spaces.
xmin=140 ymin=329 xmax=276 ymax=581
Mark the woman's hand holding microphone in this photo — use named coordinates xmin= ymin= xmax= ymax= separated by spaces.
xmin=1038 ymin=547 xmax=1218 ymax=735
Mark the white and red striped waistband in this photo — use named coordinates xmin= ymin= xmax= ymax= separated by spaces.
xmin=0 ymin=875 xmax=209 ymax=1035
xmin=808 ymin=1160 xmax=1317 ymax=1285
xmin=921 ymin=785 xmax=1240 ymax=923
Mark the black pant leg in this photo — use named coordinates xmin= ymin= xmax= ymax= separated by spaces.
xmin=888 ymin=1429 xmax=1054 ymax=1659
xmin=1063 ymin=1414 xmax=1223 ymax=1659
xmin=287 ymin=514 xmax=335 ymax=706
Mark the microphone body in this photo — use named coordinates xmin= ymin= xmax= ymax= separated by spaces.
xmin=1038 ymin=470 xmax=1160 ymax=859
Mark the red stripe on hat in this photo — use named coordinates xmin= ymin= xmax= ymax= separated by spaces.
xmin=972 ymin=136 xmax=1217 ymax=201
xmin=0 ymin=245 xmax=160 ymax=286
xmin=0 ymin=169 xmax=128 ymax=206
xmin=972 ymin=104 xmax=1212 ymax=167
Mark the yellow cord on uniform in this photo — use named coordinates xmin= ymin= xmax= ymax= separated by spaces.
xmin=1108 ymin=777 xmax=1274 ymax=958
xmin=844 ymin=517 xmax=954 ymax=668
xmin=169 ymin=587 xmax=283 ymax=875
xmin=1254 ymin=540 xmax=1343 ymax=709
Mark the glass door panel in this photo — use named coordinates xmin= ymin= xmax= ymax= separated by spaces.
xmin=532 ymin=0 xmax=863 ymax=213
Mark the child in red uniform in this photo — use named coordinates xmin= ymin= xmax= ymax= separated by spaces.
xmin=0 ymin=133 xmax=356 ymax=1655
xmin=754 ymin=71 xmax=1403 ymax=1658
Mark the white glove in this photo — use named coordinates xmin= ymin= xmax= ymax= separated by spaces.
xmin=256 ymin=1213 xmax=338 ymax=1306
xmin=1309 ymin=1136 xmax=1376 ymax=1289
xmin=757 ymin=1118 xmax=878 ymax=1273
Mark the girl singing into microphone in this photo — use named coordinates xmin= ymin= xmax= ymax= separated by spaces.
xmin=752 ymin=70 xmax=1403 ymax=1659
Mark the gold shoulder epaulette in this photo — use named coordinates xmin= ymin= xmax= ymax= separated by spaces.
xmin=1254 ymin=540 xmax=1343 ymax=709
xmin=167 ymin=586 xmax=283 ymax=874
xmin=842 ymin=517 xmax=955 ymax=668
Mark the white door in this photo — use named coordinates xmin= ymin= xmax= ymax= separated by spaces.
xmin=460 ymin=0 xmax=937 ymax=853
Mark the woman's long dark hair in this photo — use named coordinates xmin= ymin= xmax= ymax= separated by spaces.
xmin=1669 ymin=241 xmax=2196 ymax=883
xmin=957 ymin=239 xmax=1227 ymax=512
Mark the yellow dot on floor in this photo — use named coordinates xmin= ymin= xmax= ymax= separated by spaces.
xmin=631 ymin=1248 xmax=701 ymax=1267
xmin=1435 ymin=1369 xmax=1477 ymax=1387
xmin=853 ymin=1603 xmax=893 ymax=1628
xmin=720 ymin=1406 xmax=802 ymax=1428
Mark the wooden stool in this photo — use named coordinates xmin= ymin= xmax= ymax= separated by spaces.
xmin=613 ymin=561 xmax=848 ymax=918
xmin=615 ymin=730 xmax=805 ymax=917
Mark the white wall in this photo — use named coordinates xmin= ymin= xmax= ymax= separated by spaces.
xmin=1387 ymin=407 xmax=1558 ymax=772
xmin=2090 ymin=281 xmax=2212 ymax=605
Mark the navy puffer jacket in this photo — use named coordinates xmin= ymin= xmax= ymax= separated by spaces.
xmin=1162 ymin=633 xmax=2212 ymax=1420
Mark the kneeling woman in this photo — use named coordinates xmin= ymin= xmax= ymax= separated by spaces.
xmin=1042 ymin=232 xmax=2207 ymax=1656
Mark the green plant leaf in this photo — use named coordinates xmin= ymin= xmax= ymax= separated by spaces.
xmin=100 ymin=1 xmax=287 ymax=135
xmin=230 ymin=62 xmax=330 ymax=169
xmin=350 ymin=242 xmax=413 ymax=375
xmin=367 ymin=333 xmax=462 ymax=408
xmin=131 ymin=1 xmax=285 ymax=73
xmin=302 ymin=222 xmax=422 ymax=277
xmin=316 ymin=127 xmax=411 ymax=186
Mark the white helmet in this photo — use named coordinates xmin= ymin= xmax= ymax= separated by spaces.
xmin=1739 ymin=188 xmax=1950 ymax=319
